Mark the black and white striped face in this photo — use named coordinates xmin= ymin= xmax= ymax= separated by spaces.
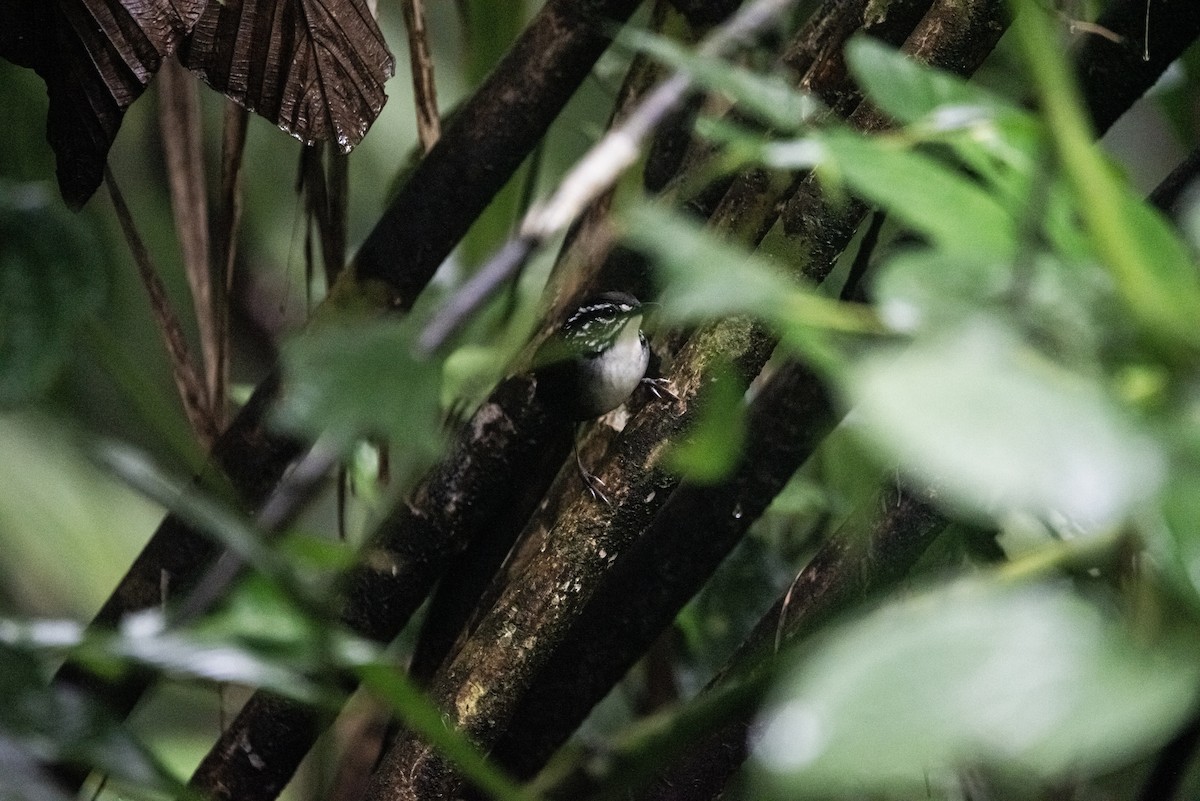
xmin=561 ymin=291 xmax=642 ymax=356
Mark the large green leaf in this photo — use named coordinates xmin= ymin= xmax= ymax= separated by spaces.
xmin=752 ymin=581 xmax=1200 ymax=796
xmin=845 ymin=317 xmax=1163 ymax=530
xmin=0 ymin=182 xmax=107 ymax=405
xmin=622 ymin=201 xmax=876 ymax=337
xmin=871 ymin=249 xmax=1121 ymax=368
xmin=275 ymin=317 xmax=446 ymax=476
xmin=845 ymin=35 xmax=1018 ymax=126
xmin=816 ymin=130 xmax=1017 ymax=258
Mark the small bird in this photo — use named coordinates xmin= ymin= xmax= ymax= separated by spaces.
xmin=535 ymin=291 xmax=657 ymax=501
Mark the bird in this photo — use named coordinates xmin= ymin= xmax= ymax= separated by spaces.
xmin=534 ymin=291 xmax=667 ymax=502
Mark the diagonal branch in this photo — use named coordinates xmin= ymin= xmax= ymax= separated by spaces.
xmin=353 ymin=0 xmax=646 ymax=306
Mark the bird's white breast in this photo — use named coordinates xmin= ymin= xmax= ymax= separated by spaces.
xmin=578 ymin=315 xmax=649 ymax=418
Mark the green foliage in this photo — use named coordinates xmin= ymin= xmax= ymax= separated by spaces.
xmin=666 ymin=362 xmax=747 ymax=484
xmin=627 ymin=30 xmax=1197 ymax=540
xmin=847 ymin=318 xmax=1163 ymax=530
xmin=0 ymin=642 xmax=178 ymax=800
xmin=619 ymin=15 xmax=1200 ymax=801
xmin=619 ymin=29 xmax=824 ymax=132
xmin=0 ymin=182 xmax=108 ymax=406
xmin=751 ymin=581 xmax=1200 ymax=797
xmin=5 ymin=2 xmax=1200 ymax=800
xmin=274 ymin=316 xmax=447 ymax=477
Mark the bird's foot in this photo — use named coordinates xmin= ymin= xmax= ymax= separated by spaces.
xmin=579 ymin=468 xmax=610 ymax=504
xmin=641 ymin=376 xmax=678 ymax=402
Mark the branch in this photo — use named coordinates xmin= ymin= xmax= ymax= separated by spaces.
xmin=353 ymin=0 xmax=646 ymax=308
xmin=488 ymin=0 xmax=1008 ymax=778
xmin=363 ymin=3 xmax=1010 ymax=798
xmin=187 ymin=377 xmax=572 ymax=801
xmin=490 ymin=359 xmax=837 ymax=778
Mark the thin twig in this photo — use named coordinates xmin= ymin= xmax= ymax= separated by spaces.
xmin=401 ymin=0 xmax=441 ymax=152
xmin=417 ymin=0 xmax=803 ymax=353
xmin=214 ymin=101 xmax=249 ymax=428
xmin=104 ymin=167 xmax=219 ymax=450
xmin=158 ymin=58 xmax=219 ymax=414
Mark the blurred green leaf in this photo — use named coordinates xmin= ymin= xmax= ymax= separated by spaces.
xmin=1181 ymin=187 xmax=1200 ymax=255
xmin=1155 ymin=46 xmax=1200 ymax=145
xmin=0 ymin=413 xmax=163 ymax=618
xmin=620 ymin=29 xmax=824 ymax=132
xmin=96 ymin=442 xmax=307 ymax=600
xmin=277 ymin=530 xmax=360 ymax=574
xmin=751 ymin=581 xmax=1200 ymax=796
xmin=845 ymin=318 xmax=1163 ymax=531
xmin=845 ymin=35 xmax=1017 ymax=127
xmin=1117 ymin=187 xmax=1200 ymax=335
xmin=769 ymin=129 xmax=1019 ymax=258
xmin=871 ymin=249 xmax=1012 ymax=333
xmin=442 ymin=342 xmax=510 ymax=416
xmin=0 ymin=642 xmax=178 ymax=795
xmin=1150 ymin=468 xmax=1200 ymax=613
xmin=622 ymin=201 xmax=878 ymax=339
xmin=0 ymin=182 xmax=108 ymax=406
xmin=666 ymin=363 xmax=746 ymax=484
xmin=1009 ymin=0 xmax=1200 ymax=354
xmin=194 ymin=575 xmax=322 ymax=655
xmin=0 ymin=613 xmax=331 ymax=706
xmin=275 ymin=317 xmax=447 ymax=476
xmin=871 ymin=249 xmax=1120 ymax=367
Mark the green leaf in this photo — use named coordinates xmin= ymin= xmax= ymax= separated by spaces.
xmin=275 ymin=317 xmax=447 ymax=475
xmin=622 ymin=201 xmax=878 ymax=337
xmin=751 ymin=581 xmax=1200 ymax=796
xmin=0 ymin=642 xmax=179 ymax=794
xmin=666 ymin=363 xmax=746 ymax=484
xmin=1009 ymin=0 xmax=1200 ymax=354
xmin=0 ymin=613 xmax=331 ymax=706
xmin=845 ymin=35 xmax=1019 ymax=126
xmin=814 ymin=129 xmax=1018 ymax=258
xmin=97 ymin=442 xmax=308 ymax=601
xmin=1149 ymin=469 xmax=1200 ymax=613
xmin=0 ymin=182 xmax=108 ymax=405
xmin=871 ymin=249 xmax=1121 ymax=367
xmin=194 ymin=575 xmax=322 ymax=655
xmin=1118 ymin=188 xmax=1200 ymax=336
xmin=845 ymin=317 xmax=1163 ymax=530
xmin=619 ymin=29 xmax=824 ymax=132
